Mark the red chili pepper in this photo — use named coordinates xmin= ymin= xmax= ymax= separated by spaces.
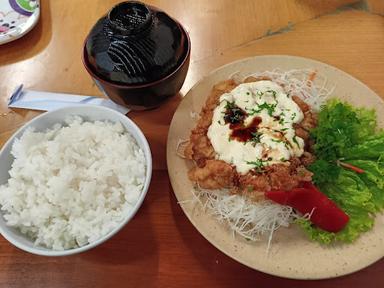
xmin=265 ymin=182 xmax=349 ymax=233
xmin=338 ymin=161 xmax=365 ymax=174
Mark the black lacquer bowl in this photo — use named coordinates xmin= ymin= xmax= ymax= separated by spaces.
xmin=83 ymin=1 xmax=191 ymax=110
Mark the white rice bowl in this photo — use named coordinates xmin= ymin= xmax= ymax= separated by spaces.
xmin=0 ymin=105 xmax=152 ymax=256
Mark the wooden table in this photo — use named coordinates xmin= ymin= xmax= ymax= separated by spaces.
xmin=1 ymin=1 xmax=384 ymax=287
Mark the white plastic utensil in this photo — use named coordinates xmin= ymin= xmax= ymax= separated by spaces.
xmin=8 ymin=84 xmax=130 ymax=114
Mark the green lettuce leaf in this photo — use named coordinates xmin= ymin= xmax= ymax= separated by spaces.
xmin=348 ymin=159 xmax=384 ymax=211
xmin=302 ymin=99 xmax=384 ymax=244
xmin=344 ymin=135 xmax=384 ymax=159
xmin=309 ymin=159 xmax=340 ymax=186
xmin=310 ymin=100 xmax=363 ymax=161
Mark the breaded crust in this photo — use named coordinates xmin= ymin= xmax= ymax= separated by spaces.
xmin=185 ymin=78 xmax=317 ymax=196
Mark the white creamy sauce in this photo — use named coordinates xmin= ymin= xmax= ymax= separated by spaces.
xmin=207 ymin=80 xmax=305 ymax=174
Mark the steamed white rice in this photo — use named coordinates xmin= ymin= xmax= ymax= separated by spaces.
xmin=0 ymin=116 xmax=146 ymax=250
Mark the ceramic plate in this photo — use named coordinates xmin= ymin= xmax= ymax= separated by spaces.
xmin=166 ymin=55 xmax=384 ymax=279
xmin=0 ymin=0 xmax=40 ymax=45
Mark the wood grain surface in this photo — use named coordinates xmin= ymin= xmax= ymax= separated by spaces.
xmin=1 ymin=0 xmax=384 ymax=287
xmin=367 ymin=0 xmax=384 ymax=14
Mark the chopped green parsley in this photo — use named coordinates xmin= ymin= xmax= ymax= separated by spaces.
xmin=246 ymin=159 xmax=267 ymax=172
xmin=249 ymin=102 xmax=277 ymax=117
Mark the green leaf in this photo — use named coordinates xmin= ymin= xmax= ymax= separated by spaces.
xmin=302 ymin=99 xmax=384 ymax=244
xmin=309 ymin=159 xmax=340 ymax=185
xmin=344 ymin=135 xmax=384 ymax=160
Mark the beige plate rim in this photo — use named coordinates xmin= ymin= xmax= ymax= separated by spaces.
xmin=166 ymin=55 xmax=384 ymax=280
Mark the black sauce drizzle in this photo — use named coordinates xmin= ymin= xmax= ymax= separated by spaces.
xmin=223 ymin=101 xmax=262 ymax=142
xmin=223 ymin=101 xmax=247 ymax=128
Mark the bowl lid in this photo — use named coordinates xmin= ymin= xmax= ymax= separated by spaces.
xmin=85 ymin=1 xmax=187 ymax=85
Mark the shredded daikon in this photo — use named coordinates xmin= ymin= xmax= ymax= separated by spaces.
xmin=249 ymin=69 xmax=335 ymax=111
xmin=188 ymin=187 xmax=299 ymax=250
xmin=176 ymin=139 xmax=189 ymax=158
xmin=190 ymin=111 xmax=198 ymax=120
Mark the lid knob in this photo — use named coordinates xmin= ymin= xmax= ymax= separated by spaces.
xmin=108 ymin=1 xmax=153 ymax=36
